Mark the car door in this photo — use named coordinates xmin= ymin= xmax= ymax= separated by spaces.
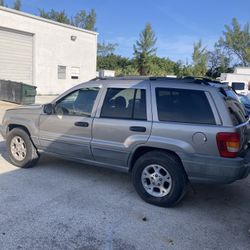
xmin=91 ymin=81 xmax=152 ymax=169
xmin=38 ymin=86 xmax=100 ymax=160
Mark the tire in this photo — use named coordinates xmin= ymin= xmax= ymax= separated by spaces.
xmin=132 ymin=151 xmax=188 ymax=207
xmin=6 ymin=128 xmax=40 ymax=168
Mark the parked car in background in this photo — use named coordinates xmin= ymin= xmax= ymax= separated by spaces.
xmin=1 ymin=77 xmax=250 ymax=207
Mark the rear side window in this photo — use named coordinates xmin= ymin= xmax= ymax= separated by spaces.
xmin=101 ymin=88 xmax=147 ymax=120
xmin=156 ymin=88 xmax=216 ymax=125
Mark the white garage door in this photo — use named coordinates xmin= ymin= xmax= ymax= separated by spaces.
xmin=0 ymin=27 xmax=33 ymax=84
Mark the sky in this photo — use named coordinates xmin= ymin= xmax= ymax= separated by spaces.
xmin=3 ymin=0 xmax=250 ymax=62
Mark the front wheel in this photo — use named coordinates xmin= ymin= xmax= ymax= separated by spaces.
xmin=132 ymin=151 xmax=188 ymax=207
xmin=6 ymin=128 xmax=40 ymax=168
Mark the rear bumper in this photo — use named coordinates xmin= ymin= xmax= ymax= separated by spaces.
xmin=181 ymin=150 xmax=250 ymax=184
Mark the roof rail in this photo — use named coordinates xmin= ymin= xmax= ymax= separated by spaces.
xmin=94 ymin=76 xmax=224 ymax=85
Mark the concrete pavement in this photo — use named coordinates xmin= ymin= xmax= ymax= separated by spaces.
xmin=0 ymin=144 xmax=250 ymax=249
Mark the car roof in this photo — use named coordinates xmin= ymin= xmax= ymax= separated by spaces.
xmin=76 ymin=77 xmax=229 ymax=91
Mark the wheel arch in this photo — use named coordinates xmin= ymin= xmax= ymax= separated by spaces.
xmin=128 ymin=146 xmax=185 ymax=173
xmin=7 ymin=124 xmax=31 ymax=136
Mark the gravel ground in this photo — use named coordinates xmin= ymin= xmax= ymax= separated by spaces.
xmin=0 ymin=100 xmax=250 ymax=249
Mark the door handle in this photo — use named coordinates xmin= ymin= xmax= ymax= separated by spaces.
xmin=74 ymin=121 xmax=89 ymax=127
xmin=129 ymin=126 xmax=146 ymax=132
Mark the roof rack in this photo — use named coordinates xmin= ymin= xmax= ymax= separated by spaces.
xmin=94 ymin=76 xmax=224 ymax=85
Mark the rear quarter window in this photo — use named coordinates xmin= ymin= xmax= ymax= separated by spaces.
xmin=223 ymin=90 xmax=248 ymax=125
xmin=155 ymin=88 xmax=216 ymax=125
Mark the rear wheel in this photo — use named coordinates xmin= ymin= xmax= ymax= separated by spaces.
xmin=6 ymin=128 xmax=39 ymax=168
xmin=132 ymin=151 xmax=188 ymax=207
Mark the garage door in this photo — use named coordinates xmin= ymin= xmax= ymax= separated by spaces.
xmin=0 ymin=27 xmax=33 ymax=84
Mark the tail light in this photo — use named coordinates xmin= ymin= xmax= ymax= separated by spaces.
xmin=216 ymin=132 xmax=240 ymax=158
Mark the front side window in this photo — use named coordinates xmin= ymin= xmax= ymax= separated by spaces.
xmin=156 ymin=88 xmax=216 ymax=125
xmin=101 ymin=88 xmax=147 ymax=120
xmin=54 ymin=87 xmax=99 ymax=116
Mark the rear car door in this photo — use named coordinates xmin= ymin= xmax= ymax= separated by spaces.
xmin=38 ymin=86 xmax=100 ymax=160
xmin=91 ymin=81 xmax=152 ymax=169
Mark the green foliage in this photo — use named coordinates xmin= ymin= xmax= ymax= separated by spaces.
xmin=207 ymin=44 xmax=232 ymax=78
xmin=133 ymin=23 xmax=157 ymax=75
xmin=97 ymin=54 xmax=180 ymax=77
xmin=39 ymin=9 xmax=70 ymax=24
xmin=192 ymin=40 xmax=208 ymax=76
xmin=219 ymin=18 xmax=250 ymax=66
xmin=71 ymin=10 xmax=87 ymax=28
xmin=98 ymin=42 xmax=118 ymax=57
xmin=39 ymin=8 xmax=96 ymax=31
xmin=84 ymin=9 xmax=96 ymax=31
xmin=13 ymin=0 xmax=21 ymax=10
xmin=97 ymin=54 xmax=130 ymax=70
xmin=147 ymin=56 xmax=176 ymax=76
xmin=71 ymin=9 xmax=97 ymax=31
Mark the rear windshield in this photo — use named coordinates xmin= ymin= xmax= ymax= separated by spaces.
xmin=222 ymin=89 xmax=248 ymax=125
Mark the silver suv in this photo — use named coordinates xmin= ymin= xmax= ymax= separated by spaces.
xmin=1 ymin=77 xmax=250 ymax=207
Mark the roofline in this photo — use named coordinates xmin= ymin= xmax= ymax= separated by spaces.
xmin=221 ymin=73 xmax=250 ymax=77
xmin=0 ymin=6 xmax=98 ymax=36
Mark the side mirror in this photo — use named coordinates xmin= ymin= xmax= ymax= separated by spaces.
xmin=43 ymin=103 xmax=53 ymax=115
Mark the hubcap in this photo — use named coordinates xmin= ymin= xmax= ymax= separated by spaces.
xmin=10 ymin=136 xmax=27 ymax=161
xmin=141 ymin=164 xmax=172 ymax=198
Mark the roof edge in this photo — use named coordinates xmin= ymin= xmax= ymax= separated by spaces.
xmin=0 ymin=6 xmax=98 ymax=36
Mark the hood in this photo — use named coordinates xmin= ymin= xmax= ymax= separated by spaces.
xmin=6 ymin=104 xmax=43 ymax=115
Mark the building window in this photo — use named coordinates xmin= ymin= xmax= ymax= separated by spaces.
xmin=58 ymin=65 xmax=66 ymax=79
xmin=71 ymin=67 xmax=80 ymax=79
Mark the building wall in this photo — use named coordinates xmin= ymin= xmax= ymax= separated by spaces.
xmin=234 ymin=67 xmax=250 ymax=75
xmin=221 ymin=73 xmax=250 ymax=83
xmin=0 ymin=7 xmax=97 ymax=95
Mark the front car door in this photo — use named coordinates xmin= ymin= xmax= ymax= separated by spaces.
xmin=91 ymin=81 xmax=152 ymax=170
xmin=38 ymin=85 xmax=101 ymax=160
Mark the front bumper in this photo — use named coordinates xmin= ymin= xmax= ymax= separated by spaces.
xmin=0 ymin=124 xmax=4 ymax=138
xmin=181 ymin=150 xmax=250 ymax=184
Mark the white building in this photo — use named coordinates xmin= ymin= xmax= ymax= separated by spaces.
xmin=220 ymin=67 xmax=250 ymax=95
xmin=0 ymin=7 xmax=98 ymax=95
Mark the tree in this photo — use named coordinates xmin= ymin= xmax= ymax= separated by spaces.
xmin=0 ymin=0 xmax=5 ymax=6
xmin=218 ymin=18 xmax=250 ymax=66
xmin=40 ymin=8 xmax=96 ymax=31
xmin=207 ymin=44 xmax=232 ymax=78
xmin=98 ymin=42 xmax=118 ymax=57
xmin=84 ymin=9 xmax=96 ymax=31
xmin=13 ymin=0 xmax=21 ymax=10
xmin=133 ymin=23 xmax=157 ymax=75
xmin=192 ymin=40 xmax=208 ymax=76
xmin=71 ymin=9 xmax=96 ymax=31
xmin=147 ymin=56 xmax=176 ymax=76
xmin=71 ymin=10 xmax=87 ymax=28
xmin=39 ymin=9 xmax=70 ymax=25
